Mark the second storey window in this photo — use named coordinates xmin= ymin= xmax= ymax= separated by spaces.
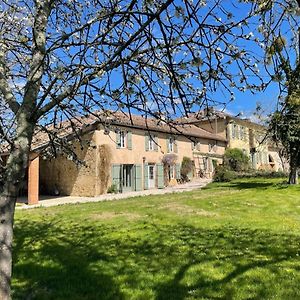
xmin=145 ymin=134 xmax=158 ymax=151
xmin=166 ymin=136 xmax=177 ymax=153
xmin=169 ymin=137 xmax=174 ymax=152
xmin=149 ymin=135 xmax=155 ymax=151
xmin=119 ymin=131 xmax=126 ymax=148
xmin=209 ymin=141 xmax=217 ymax=152
xmin=116 ymin=130 xmax=132 ymax=150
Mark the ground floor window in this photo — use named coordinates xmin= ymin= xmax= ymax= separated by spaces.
xmin=168 ymin=165 xmax=175 ymax=180
xmin=122 ymin=164 xmax=133 ymax=191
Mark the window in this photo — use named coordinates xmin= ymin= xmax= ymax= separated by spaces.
xmin=149 ymin=135 xmax=155 ymax=151
xmin=117 ymin=130 xmax=132 ymax=149
xmin=119 ymin=131 xmax=126 ymax=148
xmin=209 ymin=141 xmax=217 ymax=152
xmin=240 ymin=126 xmax=245 ymax=140
xmin=169 ymin=165 xmax=175 ymax=179
xmin=232 ymin=124 xmax=237 ymax=139
xmin=192 ymin=141 xmax=197 ymax=150
xmin=169 ymin=137 xmax=174 ymax=152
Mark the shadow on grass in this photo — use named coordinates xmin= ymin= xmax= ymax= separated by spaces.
xmin=229 ymin=181 xmax=274 ymax=190
xmin=12 ymin=217 xmax=300 ymax=299
xmin=12 ymin=220 xmax=124 ymax=300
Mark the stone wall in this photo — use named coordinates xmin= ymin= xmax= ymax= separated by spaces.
xmin=39 ymin=133 xmax=97 ymax=197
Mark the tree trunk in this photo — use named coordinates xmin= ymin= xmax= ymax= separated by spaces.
xmin=288 ymin=152 xmax=299 ymax=185
xmin=0 ymin=118 xmax=34 ymax=299
xmin=289 ymin=165 xmax=298 ymax=184
xmin=0 ymin=195 xmax=16 ymax=300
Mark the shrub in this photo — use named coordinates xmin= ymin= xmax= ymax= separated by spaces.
xmin=180 ymin=156 xmax=194 ymax=182
xmin=107 ymin=184 xmax=118 ymax=194
xmin=213 ymin=165 xmax=237 ymax=182
xmin=224 ymin=148 xmax=250 ymax=172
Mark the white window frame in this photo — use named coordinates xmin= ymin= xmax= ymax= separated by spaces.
xmin=119 ymin=131 xmax=126 ymax=148
xmin=149 ymin=135 xmax=155 ymax=151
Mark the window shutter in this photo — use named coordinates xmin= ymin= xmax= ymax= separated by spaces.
xmin=116 ymin=132 xmax=121 ymax=149
xmin=157 ymin=163 xmax=164 ymax=189
xmin=145 ymin=134 xmax=149 ymax=151
xmin=127 ymin=131 xmax=132 ymax=150
xmin=166 ymin=136 xmax=170 ymax=153
xmin=176 ymin=163 xmax=181 ymax=180
xmin=154 ymin=136 xmax=158 ymax=151
xmin=111 ymin=164 xmax=121 ymax=192
xmin=144 ymin=163 xmax=149 ymax=190
xmin=134 ymin=164 xmax=142 ymax=191
xmin=174 ymin=138 xmax=178 ymax=153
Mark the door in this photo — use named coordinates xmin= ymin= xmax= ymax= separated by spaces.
xmin=122 ymin=164 xmax=133 ymax=192
xmin=148 ymin=164 xmax=156 ymax=189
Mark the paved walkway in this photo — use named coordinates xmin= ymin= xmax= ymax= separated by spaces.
xmin=16 ymin=178 xmax=212 ymax=210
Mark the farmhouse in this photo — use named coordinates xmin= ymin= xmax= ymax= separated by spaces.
xmin=10 ymin=111 xmax=226 ymax=204
xmin=177 ymin=108 xmax=287 ymax=172
xmin=1 ymin=109 xmax=287 ymax=205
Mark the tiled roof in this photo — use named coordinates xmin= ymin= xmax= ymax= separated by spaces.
xmin=1 ymin=110 xmax=226 ymax=155
xmin=110 ymin=111 xmax=226 ymax=142
xmin=176 ymin=109 xmax=267 ymax=130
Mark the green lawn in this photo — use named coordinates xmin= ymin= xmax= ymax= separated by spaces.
xmin=12 ymin=178 xmax=300 ymax=300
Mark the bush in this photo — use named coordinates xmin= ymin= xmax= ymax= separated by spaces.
xmin=213 ymin=165 xmax=237 ymax=182
xmin=180 ymin=156 xmax=194 ymax=182
xmin=224 ymin=148 xmax=250 ymax=172
xmin=107 ymin=183 xmax=118 ymax=194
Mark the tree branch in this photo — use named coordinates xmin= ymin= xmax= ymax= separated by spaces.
xmin=0 ymin=50 xmax=20 ymax=115
xmin=35 ymin=0 xmax=174 ymax=118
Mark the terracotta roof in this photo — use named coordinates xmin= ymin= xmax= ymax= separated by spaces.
xmin=109 ymin=111 xmax=226 ymax=142
xmin=1 ymin=110 xmax=226 ymax=155
xmin=176 ymin=109 xmax=267 ymax=130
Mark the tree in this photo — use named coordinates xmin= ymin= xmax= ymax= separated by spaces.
xmin=247 ymin=0 xmax=300 ymax=183
xmin=0 ymin=0 xmax=270 ymax=298
xmin=180 ymin=156 xmax=194 ymax=182
xmin=224 ymin=148 xmax=250 ymax=172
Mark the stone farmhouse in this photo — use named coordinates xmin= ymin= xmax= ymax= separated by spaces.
xmin=177 ymin=109 xmax=286 ymax=172
xmin=1 ymin=109 xmax=286 ymax=205
xmin=11 ymin=111 xmax=226 ymax=204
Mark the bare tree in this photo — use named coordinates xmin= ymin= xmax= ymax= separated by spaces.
xmin=0 ymin=0 xmax=269 ymax=298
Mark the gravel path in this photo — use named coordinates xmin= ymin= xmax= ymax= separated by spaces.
xmin=17 ymin=178 xmax=212 ymax=210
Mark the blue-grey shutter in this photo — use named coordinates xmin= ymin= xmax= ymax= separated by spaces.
xmin=116 ymin=132 xmax=121 ymax=149
xmin=127 ymin=131 xmax=132 ymax=150
xmin=144 ymin=163 xmax=149 ymax=190
xmin=154 ymin=135 xmax=158 ymax=151
xmin=145 ymin=134 xmax=149 ymax=151
xmin=176 ymin=163 xmax=181 ymax=179
xmin=134 ymin=164 xmax=142 ymax=191
xmin=111 ymin=164 xmax=121 ymax=192
xmin=157 ymin=163 xmax=164 ymax=189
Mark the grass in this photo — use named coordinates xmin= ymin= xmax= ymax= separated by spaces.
xmin=12 ymin=177 xmax=300 ymax=299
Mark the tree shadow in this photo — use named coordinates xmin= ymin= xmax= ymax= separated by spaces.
xmin=12 ymin=219 xmax=124 ymax=300
xmin=11 ymin=216 xmax=300 ymax=299
xmin=228 ymin=181 xmax=274 ymax=190
xmin=154 ymin=225 xmax=300 ymax=300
